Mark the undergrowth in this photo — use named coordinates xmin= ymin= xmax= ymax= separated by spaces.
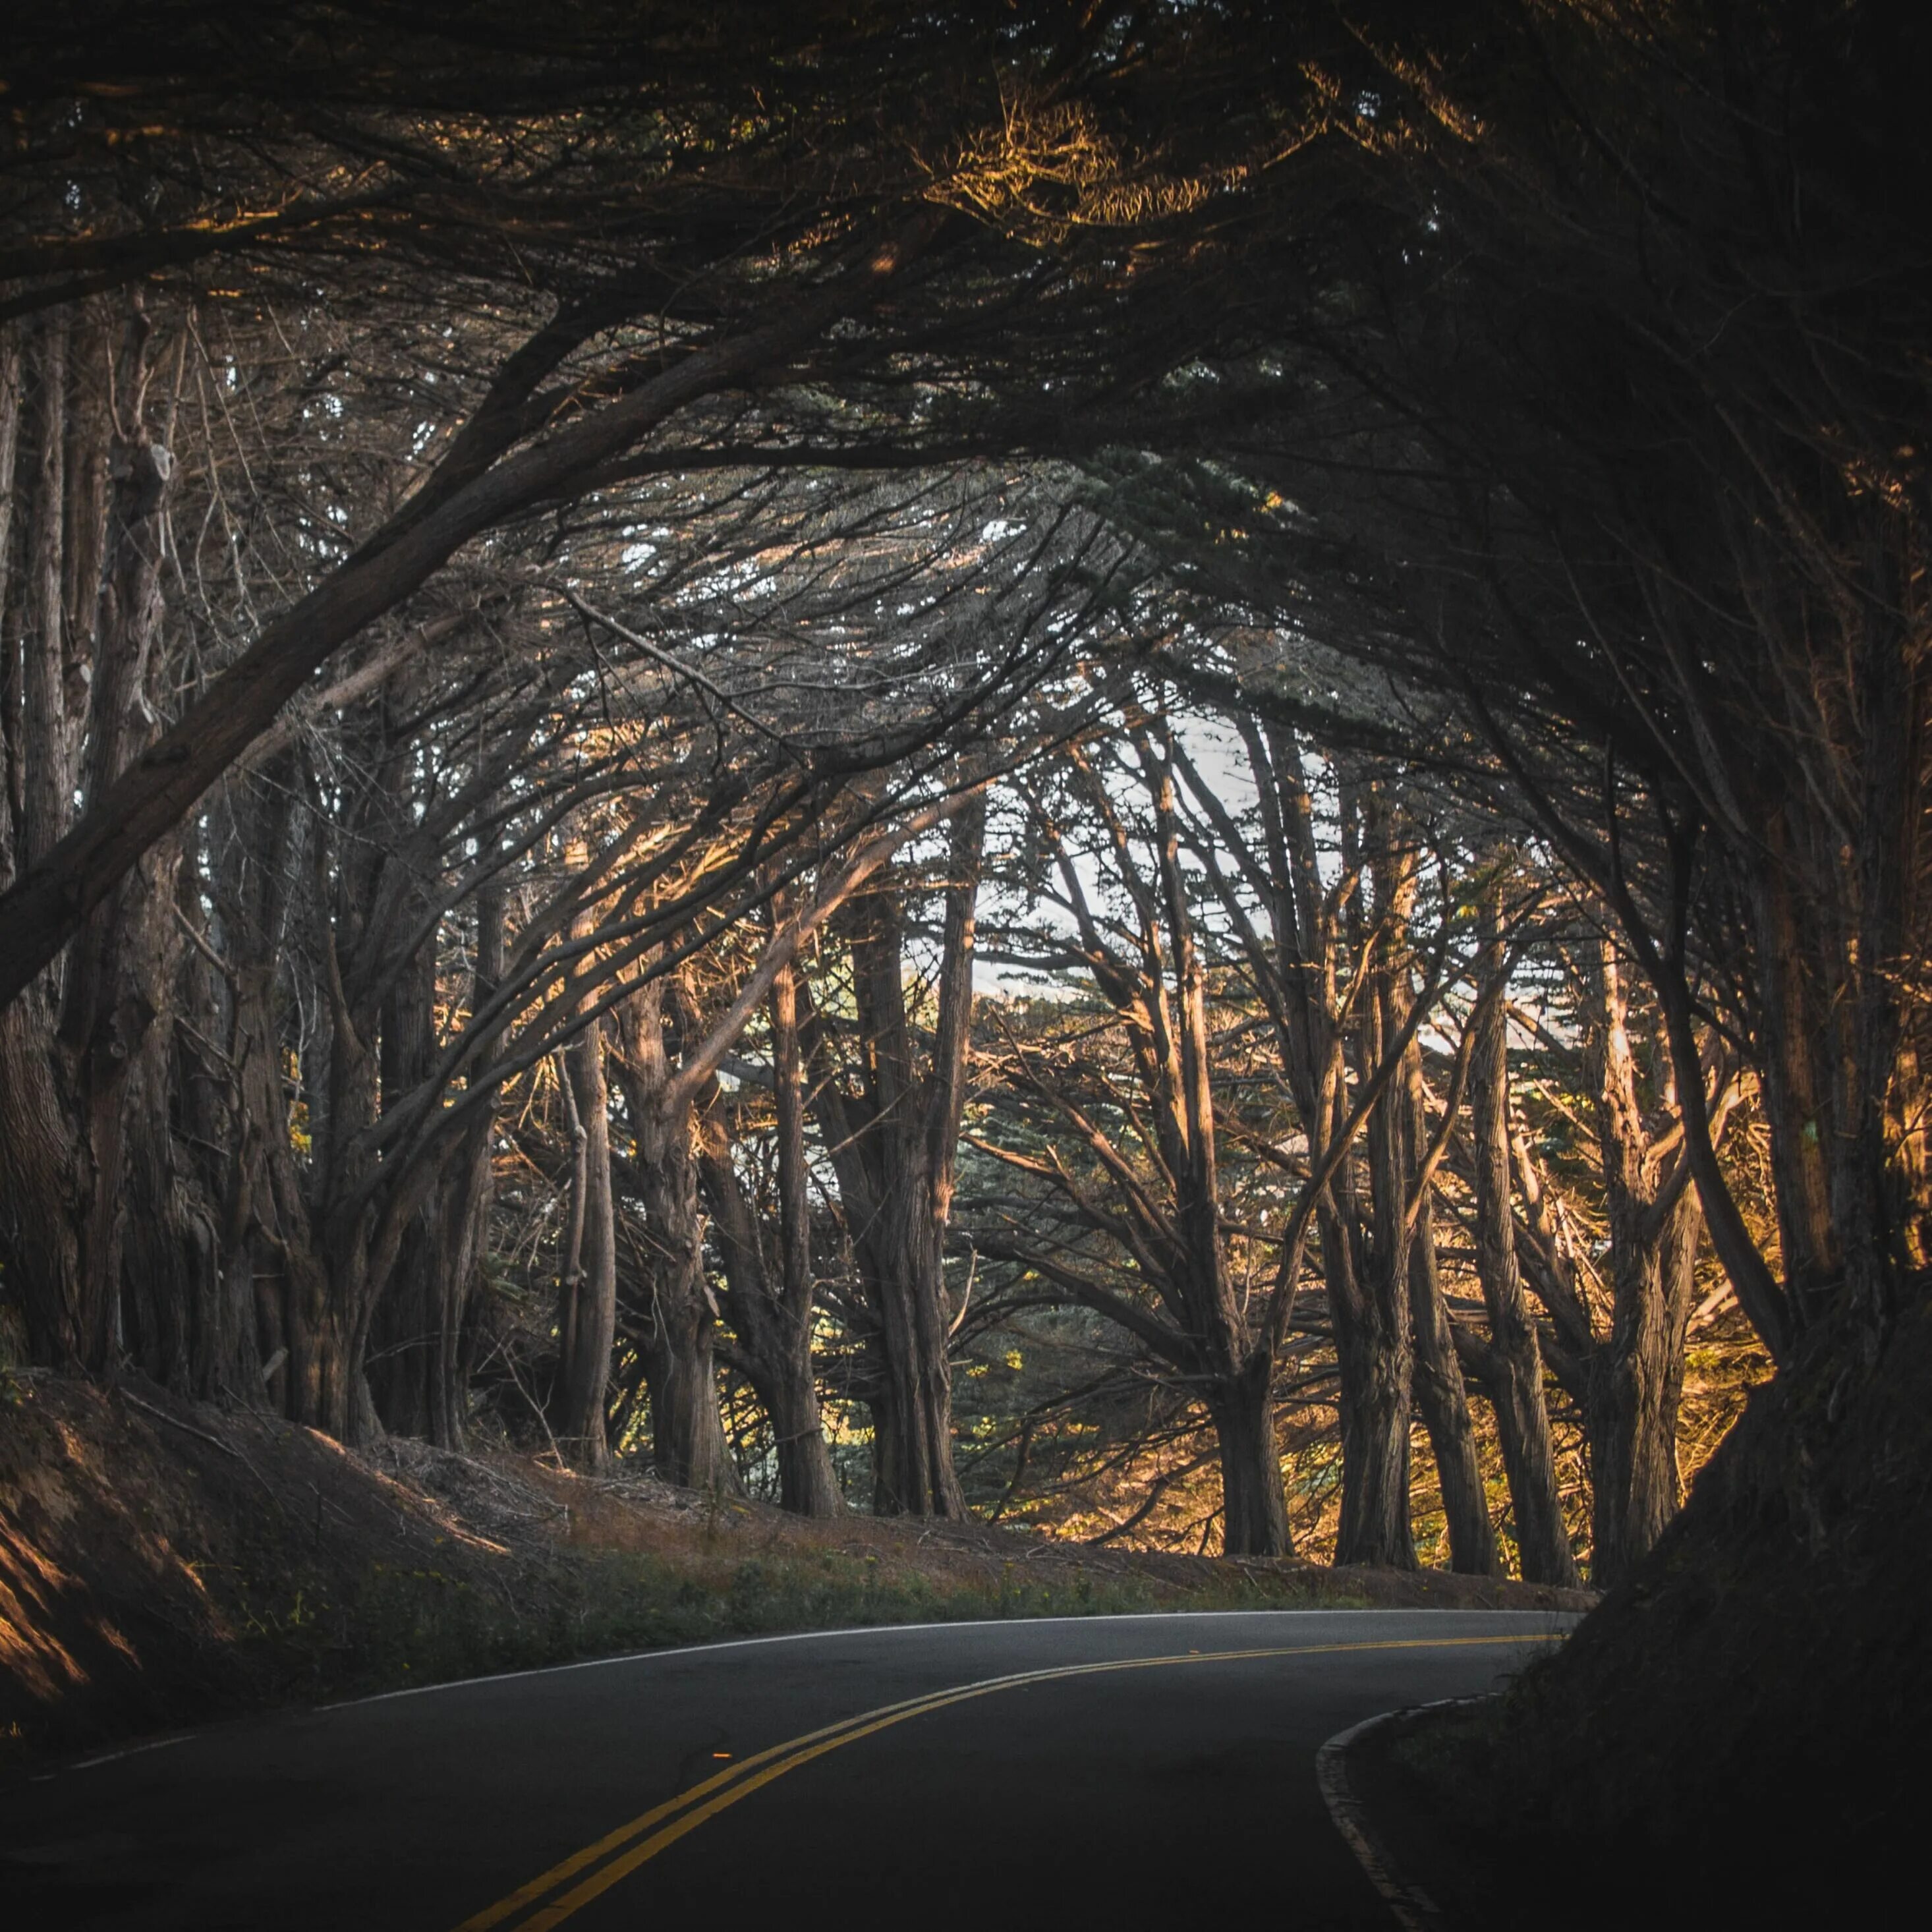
xmin=241 ymin=1548 xmax=1363 ymax=1705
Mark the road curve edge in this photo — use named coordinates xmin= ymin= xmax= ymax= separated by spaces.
xmin=1315 ymin=1697 xmax=1475 ymax=1930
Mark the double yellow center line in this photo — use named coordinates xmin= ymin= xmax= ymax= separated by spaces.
xmin=453 ymin=1632 xmax=1560 ymax=1931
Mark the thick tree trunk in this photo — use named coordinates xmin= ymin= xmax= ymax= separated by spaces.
xmin=1589 ymin=1185 xmax=1700 ymax=1589
xmin=1584 ymin=944 xmax=1706 ymax=1589
xmin=0 ymin=318 xmax=90 ymax=1361
xmin=697 ymin=1119 xmax=843 ymax=1514
xmin=763 ymin=1357 xmax=843 ymax=1516
xmin=68 ymin=351 xmax=218 ymax=1394
xmin=1326 ymin=1179 xmax=1415 ymax=1567
xmin=0 ymin=998 xmax=86 ymax=1364
xmin=0 ymin=308 xmax=198 ymax=1384
xmin=1332 ymin=1274 xmax=1417 ymax=1570
xmin=1208 ymin=1359 xmax=1292 ymax=1556
xmin=1363 ymin=799 xmax=1493 ymax=1572
xmin=864 ymin=1180 xmax=967 ymax=1518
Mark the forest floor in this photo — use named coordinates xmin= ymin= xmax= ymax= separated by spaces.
xmin=0 ymin=1371 xmax=1593 ymax=1769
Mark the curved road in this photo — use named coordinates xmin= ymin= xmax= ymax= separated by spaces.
xmin=5 ymin=1609 xmax=1570 ymax=1930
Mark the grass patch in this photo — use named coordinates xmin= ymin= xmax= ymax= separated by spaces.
xmin=238 ymin=1545 xmax=1366 ymax=1705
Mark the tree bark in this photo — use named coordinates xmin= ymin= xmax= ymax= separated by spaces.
xmin=810 ymin=801 xmax=984 ymax=1520
xmin=21 ymin=313 xmax=70 ymax=870
xmin=368 ymin=925 xmax=440 ymax=1437
xmin=425 ymin=880 xmax=505 ymax=1448
xmin=1401 ymin=1038 xmax=1500 ymax=1575
xmin=613 ymin=978 xmax=737 ymax=1491
xmin=1465 ymin=884 xmax=1578 ymax=1585
xmin=695 ymin=1048 xmax=842 ymax=1515
xmin=1583 ymin=942 xmax=1705 ymax=1589
xmin=1331 ymin=1268 xmax=1416 ymax=1570
xmin=554 ymin=1001 xmax=617 ymax=1468
xmin=1331 ymin=783 xmax=1417 ymax=1570
xmin=1207 ymin=1357 xmax=1291 ymax=1558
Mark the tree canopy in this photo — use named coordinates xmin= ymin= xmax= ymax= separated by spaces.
xmin=0 ymin=2 xmax=1923 ymax=1618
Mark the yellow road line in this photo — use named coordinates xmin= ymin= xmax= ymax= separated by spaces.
xmin=455 ymin=1632 xmax=1562 ymax=1932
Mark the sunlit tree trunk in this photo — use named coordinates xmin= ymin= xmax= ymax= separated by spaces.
xmin=1329 ymin=781 xmax=1417 ymax=1569
xmin=1584 ymin=943 xmax=1703 ymax=1588
xmin=1403 ymin=1123 xmax=1500 ymax=1574
xmin=1462 ymin=880 xmax=1577 ymax=1585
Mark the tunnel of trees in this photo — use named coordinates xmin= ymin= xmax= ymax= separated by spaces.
xmin=1 ymin=0 xmax=1925 ymax=1875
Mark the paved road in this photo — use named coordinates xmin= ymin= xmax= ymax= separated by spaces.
xmin=4 ymin=1609 xmax=1570 ymax=1930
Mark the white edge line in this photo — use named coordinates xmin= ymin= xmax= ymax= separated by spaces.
xmin=47 ymin=1608 xmax=1576 ymax=1774
xmin=45 ymin=1732 xmax=194 ymax=1776
xmin=329 ymin=1606 xmax=1571 ymax=1711
xmin=1317 ymin=1695 xmax=1491 ymax=1930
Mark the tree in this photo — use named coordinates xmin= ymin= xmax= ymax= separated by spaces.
xmin=801 ymin=799 xmax=987 ymax=1518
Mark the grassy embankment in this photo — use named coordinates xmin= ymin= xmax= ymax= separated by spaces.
xmin=0 ymin=1373 xmax=1594 ymax=1769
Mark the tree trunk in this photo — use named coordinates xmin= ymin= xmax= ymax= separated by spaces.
xmin=1208 ymin=1359 xmax=1292 ymax=1556
xmin=691 ymin=945 xmax=842 ymax=1515
xmin=695 ymin=1075 xmax=842 ymax=1516
xmin=0 ymin=307 xmax=194 ymax=1384
xmin=21 ymin=313 xmax=70 ymax=872
xmin=1402 ymin=1037 xmax=1500 ymax=1576
xmin=769 ymin=955 xmax=841 ymax=1513
xmin=864 ymin=1170 xmax=966 ymax=1518
xmin=614 ymin=978 xmax=736 ymax=1491
xmin=424 ymin=880 xmax=505 ymax=1449
xmin=811 ymin=805 xmax=983 ymax=1520
xmin=369 ymin=928 xmax=439 ymax=1436
xmin=1466 ymin=883 xmax=1577 ymax=1585
xmin=1335 ymin=795 xmax=1419 ymax=1571
xmin=555 ymin=1008 xmax=617 ymax=1467
xmin=1585 ymin=942 xmax=1705 ymax=1589
xmin=1332 ymin=1268 xmax=1417 ymax=1570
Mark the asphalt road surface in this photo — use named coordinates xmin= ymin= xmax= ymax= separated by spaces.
xmin=5 ymin=1608 xmax=1572 ymax=1931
